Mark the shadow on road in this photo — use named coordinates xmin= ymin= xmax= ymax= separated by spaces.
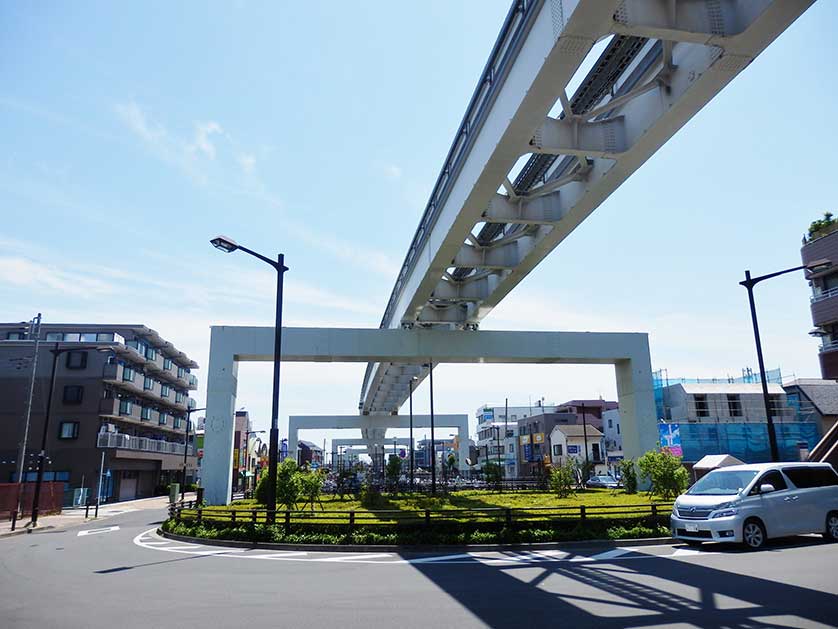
xmin=403 ymin=538 xmax=838 ymax=628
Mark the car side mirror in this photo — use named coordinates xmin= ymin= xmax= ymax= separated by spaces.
xmin=759 ymin=483 xmax=776 ymax=494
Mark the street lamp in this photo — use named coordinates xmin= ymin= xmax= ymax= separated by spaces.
xmin=740 ymin=258 xmax=831 ymax=462
xmin=408 ymin=375 xmax=417 ymax=491
xmin=180 ymin=407 xmax=206 ymax=501
xmin=241 ymin=428 xmax=266 ymax=497
xmin=31 ymin=344 xmax=113 ymax=526
xmin=427 ymin=362 xmax=436 ymax=494
xmin=211 ymin=235 xmax=288 ymax=522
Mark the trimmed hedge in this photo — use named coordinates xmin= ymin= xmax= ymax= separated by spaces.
xmin=161 ymin=517 xmax=669 ymax=546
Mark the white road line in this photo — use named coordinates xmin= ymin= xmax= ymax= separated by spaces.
xmin=249 ymin=552 xmax=310 ymax=559
xmin=77 ymin=526 xmax=120 ymax=537
xmin=589 ymin=548 xmax=632 ymax=561
xmin=408 ymin=553 xmax=473 ymax=564
xmin=319 ymin=553 xmax=393 ymax=562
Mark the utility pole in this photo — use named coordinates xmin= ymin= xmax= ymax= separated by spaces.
xmin=16 ymin=313 xmax=41 ymax=517
xmin=581 ymin=403 xmax=590 ymax=480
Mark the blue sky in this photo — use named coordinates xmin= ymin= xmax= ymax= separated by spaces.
xmin=2 ymin=1 xmax=836 ymax=448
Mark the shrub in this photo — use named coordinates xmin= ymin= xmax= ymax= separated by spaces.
xmin=619 ymin=458 xmax=638 ymax=494
xmin=549 ymin=461 xmax=577 ymax=498
xmin=385 ymin=455 xmax=402 ymax=491
xmin=483 ymin=461 xmax=503 ymax=491
xmin=254 ymin=458 xmax=301 ymax=509
xmin=298 ymin=468 xmax=326 ymax=511
xmin=359 ymin=481 xmax=384 ymax=509
xmin=637 ymin=449 xmax=689 ymax=500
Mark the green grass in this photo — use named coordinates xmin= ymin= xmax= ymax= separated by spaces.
xmin=181 ymin=489 xmax=671 ymax=527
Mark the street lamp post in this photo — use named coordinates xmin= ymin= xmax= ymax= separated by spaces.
xmin=212 ymin=235 xmax=288 ymax=522
xmin=181 ymin=406 xmax=207 ymax=501
xmin=240 ymin=429 xmax=266 ymax=497
xmin=740 ymin=259 xmax=831 ymax=462
xmin=428 ymin=362 xmax=436 ymax=494
xmin=31 ymin=344 xmax=111 ymax=526
xmin=408 ymin=376 xmax=417 ymax=491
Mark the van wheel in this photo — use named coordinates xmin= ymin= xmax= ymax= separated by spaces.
xmin=742 ymin=519 xmax=766 ymax=550
xmin=824 ymin=512 xmax=838 ymax=542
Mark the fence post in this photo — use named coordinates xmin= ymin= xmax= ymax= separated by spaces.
xmin=231 ymin=510 xmax=237 ymax=525
xmin=10 ymin=509 xmax=17 ymax=531
xmin=505 ymin=508 xmax=512 ymax=527
xmin=580 ymin=505 xmax=586 ymax=521
xmin=650 ymin=503 xmax=658 ymax=526
xmin=196 ymin=508 xmax=203 ymax=524
xmin=252 ymin=509 xmax=257 ymax=524
xmin=284 ymin=509 xmax=291 ymax=534
xmin=349 ymin=511 xmax=355 ymax=534
xmin=425 ymin=509 xmax=431 ymax=527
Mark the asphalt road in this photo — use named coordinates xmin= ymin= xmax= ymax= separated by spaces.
xmin=2 ymin=505 xmax=837 ymax=629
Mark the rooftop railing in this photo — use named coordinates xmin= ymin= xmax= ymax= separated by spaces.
xmin=97 ymin=432 xmax=194 ymax=456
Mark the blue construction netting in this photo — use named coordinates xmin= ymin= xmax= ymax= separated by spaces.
xmin=676 ymin=422 xmax=820 ymax=463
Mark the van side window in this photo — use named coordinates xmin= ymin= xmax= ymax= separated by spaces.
xmin=750 ymin=470 xmax=787 ymax=495
xmin=783 ymin=466 xmax=838 ymax=488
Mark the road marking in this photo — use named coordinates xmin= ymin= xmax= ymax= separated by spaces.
xmin=320 ymin=553 xmax=393 ymax=562
xmin=132 ymin=528 xmax=726 ymax=567
xmin=78 ymin=526 xmax=120 ymax=537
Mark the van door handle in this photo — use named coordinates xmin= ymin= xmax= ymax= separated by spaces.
xmin=783 ymin=496 xmax=799 ymax=502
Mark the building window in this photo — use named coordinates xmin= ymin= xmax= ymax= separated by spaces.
xmin=80 ymin=333 xmax=97 ymax=342
xmin=769 ymin=394 xmax=784 ymax=418
xmin=175 ymin=391 xmax=185 ymax=404
xmin=64 ymin=333 xmax=81 ymax=342
xmin=553 ymin=444 xmax=562 ymax=457
xmin=177 ymin=366 xmax=186 ymax=379
xmin=144 ymin=376 xmax=154 ymax=390
xmin=96 ymin=333 xmax=114 ymax=342
xmin=694 ymin=394 xmax=709 ymax=417
xmin=608 ymin=418 xmax=613 ymax=428
xmin=141 ymin=406 xmax=151 ymax=421
xmin=45 ymin=332 xmax=63 ymax=341
xmin=119 ymin=400 xmax=132 ymax=415
xmin=159 ymin=412 xmax=168 ymax=426
xmin=727 ymin=394 xmax=742 ymax=417
xmin=145 ymin=346 xmax=157 ymax=360
xmin=58 ymin=421 xmax=79 ymax=439
xmin=161 ymin=385 xmax=170 ymax=398
xmin=66 ymin=351 xmax=88 ymax=370
xmin=163 ymin=358 xmax=173 ymax=371
xmin=508 ymin=443 xmax=514 ymax=453
xmin=617 ymin=424 xmax=620 ymax=434
xmin=6 ymin=331 xmax=24 ymax=340
xmin=122 ymin=366 xmax=135 ymax=382
xmin=63 ymin=385 xmax=84 ymax=404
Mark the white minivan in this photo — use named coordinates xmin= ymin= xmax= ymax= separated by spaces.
xmin=671 ymin=462 xmax=838 ymax=549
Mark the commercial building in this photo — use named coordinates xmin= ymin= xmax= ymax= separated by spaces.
xmin=0 ymin=323 xmax=198 ymax=502
xmin=297 ymin=440 xmax=323 ymax=467
xmin=801 ymin=217 xmax=838 ymax=379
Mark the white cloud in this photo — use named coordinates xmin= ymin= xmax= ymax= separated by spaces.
xmin=0 ymin=255 xmax=117 ymax=298
xmin=237 ymin=153 xmax=256 ymax=174
xmin=384 ymin=164 xmax=401 ymax=179
xmin=190 ymin=121 xmax=223 ymax=159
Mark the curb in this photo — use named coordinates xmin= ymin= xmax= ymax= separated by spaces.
xmin=157 ymin=528 xmax=674 ymax=553
xmin=0 ymin=525 xmax=56 ymax=539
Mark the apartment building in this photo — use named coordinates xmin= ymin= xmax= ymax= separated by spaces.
xmin=0 ymin=323 xmax=198 ymax=501
xmin=802 ymin=217 xmax=838 ymax=378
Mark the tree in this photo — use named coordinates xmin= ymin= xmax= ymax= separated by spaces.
xmin=549 ymin=461 xmax=577 ymax=498
xmin=637 ymin=449 xmax=689 ymax=500
xmin=255 ymin=458 xmax=301 ymax=510
xmin=619 ymin=458 xmax=638 ymax=494
xmin=483 ymin=461 xmax=503 ymax=491
xmin=298 ymin=468 xmax=326 ymax=512
xmin=385 ymin=455 xmax=402 ymax=492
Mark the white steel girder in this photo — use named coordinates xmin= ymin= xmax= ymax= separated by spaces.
xmin=361 ymin=0 xmax=813 ymax=413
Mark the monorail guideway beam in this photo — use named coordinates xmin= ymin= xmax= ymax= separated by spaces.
xmin=361 ymin=0 xmax=813 ymax=416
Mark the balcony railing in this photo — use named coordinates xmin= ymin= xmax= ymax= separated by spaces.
xmin=821 ymin=339 xmax=838 ymax=353
xmin=811 ymin=286 xmax=838 ymax=304
xmin=97 ymin=432 xmax=194 ymax=456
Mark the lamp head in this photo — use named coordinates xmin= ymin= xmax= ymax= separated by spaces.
xmin=210 ymin=235 xmax=239 ymax=253
xmin=806 ymin=258 xmax=832 ymax=273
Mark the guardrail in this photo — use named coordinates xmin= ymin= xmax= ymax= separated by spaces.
xmin=169 ymin=500 xmax=672 ymax=534
xmin=811 ymin=286 xmax=838 ymax=304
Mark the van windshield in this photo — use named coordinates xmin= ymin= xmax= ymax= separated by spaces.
xmin=687 ymin=470 xmax=758 ymax=496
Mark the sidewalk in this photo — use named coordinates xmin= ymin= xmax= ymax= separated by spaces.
xmin=1 ymin=493 xmax=195 ymax=538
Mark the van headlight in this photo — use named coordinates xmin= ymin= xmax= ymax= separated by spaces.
xmin=710 ymin=502 xmax=739 ymax=519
